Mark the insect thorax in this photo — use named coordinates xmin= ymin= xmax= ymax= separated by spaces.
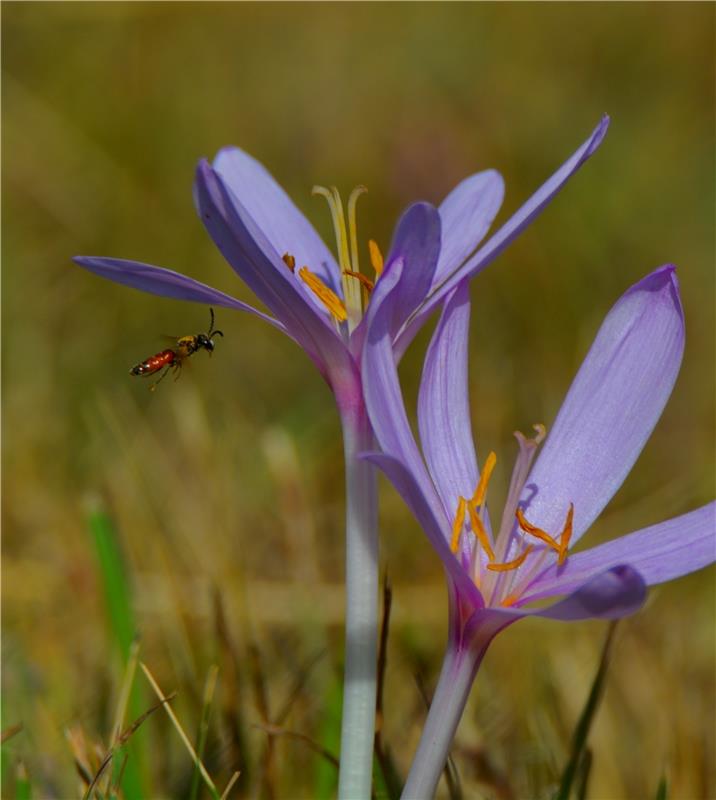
xmin=176 ymin=335 xmax=200 ymax=357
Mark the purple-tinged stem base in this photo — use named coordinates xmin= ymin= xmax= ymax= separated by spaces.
xmin=400 ymin=640 xmax=484 ymax=800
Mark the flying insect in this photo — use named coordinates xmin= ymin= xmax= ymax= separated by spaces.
xmin=130 ymin=308 xmax=224 ymax=390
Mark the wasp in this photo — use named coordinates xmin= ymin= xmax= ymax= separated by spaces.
xmin=130 ymin=308 xmax=224 ymax=390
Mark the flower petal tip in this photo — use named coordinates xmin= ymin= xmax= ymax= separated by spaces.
xmin=482 ymin=168 xmax=505 ymax=193
xmin=213 ymin=145 xmax=242 ymax=164
xmin=195 ymin=158 xmax=214 ymax=182
xmin=577 ymin=564 xmax=647 ymax=619
xmin=588 ymin=114 xmax=611 ymax=156
xmin=398 ymin=201 xmax=441 ymax=233
xmin=631 ymin=264 xmax=684 ymax=324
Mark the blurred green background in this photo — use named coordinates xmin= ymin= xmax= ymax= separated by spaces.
xmin=3 ymin=3 xmax=714 ymax=798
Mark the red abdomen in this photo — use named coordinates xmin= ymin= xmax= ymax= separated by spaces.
xmin=130 ymin=349 xmax=176 ymax=376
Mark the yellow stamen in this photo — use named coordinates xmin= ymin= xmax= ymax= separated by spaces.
xmin=558 ymin=503 xmax=574 ymax=566
xmin=515 ymin=508 xmax=561 ymax=552
xmin=347 ymin=186 xmax=367 ymax=276
xmin=471 ymin=451 xmax=497 ymax=507
xmin=450 ymin=496 xmax=468 ymax=554
xmin=486 ymin=545 xmax=534 ymax=572
xmin=313 ymin=186 xmax=351 ymax=268
xmin=343 ymin=270 xmax=375 ymax=293
xmin=368 ymin=239 xmax=384 ymax=276
xmin=282 ymin=252 xmax=296 ymax=273
xmin=468 ymin=502 xmax=495 ymax=562
xmin=501 ymin=593 xmax=520 ymax=608
xmin=298 ymin=267 xmax=347 ymax=323
xmin=313 ymin=185 xmax=362 ymax=330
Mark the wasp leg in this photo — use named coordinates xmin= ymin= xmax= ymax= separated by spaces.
xmin=172 ymin=361 xmax=183 ymax=382
xmin=149 ymin=364 xmax=173 ymax=392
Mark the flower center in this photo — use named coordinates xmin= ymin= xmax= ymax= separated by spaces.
xmin=282 ymin=186 xmax=383 ymax=334
xmin=448 ymin=424 xmax=575 ymax=607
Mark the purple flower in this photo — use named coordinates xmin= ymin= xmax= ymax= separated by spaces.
xmin=361 ymin=260 xmax=715 ymax=796
xmin=365 ymin=260 xmax=714 ymax=635
xmin=74 ymin=117 xmax=612 ymax=800
xmin=74 ymin=117 xmax=609 ymax=407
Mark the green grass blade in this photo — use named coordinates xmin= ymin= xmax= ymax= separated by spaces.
xmin=109 ymin=749 xmax=129 ymax=799
xmin=86 ymin=503 xmax=146 ymax=800
xmin=140 ymin=662 xmax=221 ymax=800
xmin=14 ymin=763 xmax=31 ymax=800
xmin=553 ymin=622 xmax=618 ymax=800
xmin=655 ymin=775 xmax=668 ymax=800
xmin=314 ymin=674 xmax=342 ymax=800
xmin=575 ymin=748 xmax=593 ymax=800
xmin=373 ymin=749 xmax=403 ymax=800
xmin=87 ymin=504 xmax=136 ymax=657
xmin=190 ymin=665 xmax=220 ymax=800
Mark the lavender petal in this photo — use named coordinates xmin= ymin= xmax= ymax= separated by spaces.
xmin=397 ymin=116 xmax=610 ymax=352
xmin=418 ymin=280 xmax=479 ymax=520
xmin=74 ymin=256 xmax=287 ymax=334
xmin=363 ymin=451 xmax=484 ymax=611
xmin=213 ymin=147 xmax=341 ymax=292
xmin=195 ymin=161 xmax=355 ymax=384
xmin=522 ymin=503 xmax=716 ymax=603
xmin=362 ymin=257 xmax=447 ymax=527
xmin=434 ymin=169 xmax=504 ymax=286
xmin=465 ymin=564 xmax=646 ymax=640
xmin=522 ymin=266 xmax=685 ymax=546
xmin=385 ymin=202 xmax=442 ymax=338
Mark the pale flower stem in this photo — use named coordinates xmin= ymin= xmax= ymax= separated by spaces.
xmin=337 ymin=399 xmax=379 ymax=800
xmin=401 ymin=642 xmax=484 ymax=800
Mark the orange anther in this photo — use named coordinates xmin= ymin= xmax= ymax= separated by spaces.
xmin=468 ymin=502 xmax=495 ymax=562
xmin=298 ymin=267 xmax=348 ymax=322
xmin=282 ymin=252 xmax=296 ymax=273
xmin=515 ymin=508 xmax=561 ymax=552
xmin=557 ymin=503 xmax=574 ymax=566
xmin=368 ymin=239 xmax=384 ymax=276
xmin=450 ymin=496 xmax=468 ymax=554
xmin=471 ymin=451 xmax=497 ymax=508
xmin=486 ymin=545 xmax=534 ymax=572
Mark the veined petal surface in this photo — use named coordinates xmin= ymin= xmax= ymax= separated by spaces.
xmin=195 ymin=161 xmax=355 ymax=385
xmin=74 ymin=256 xmax=287 ymax=334
xmin=385 ymin=202 xmax=442 ymax=338
xmin=521 ymin=266 xmax=685 ymax=546
xmin=364 ymin=451 xmax=484 ymax=611
xmin=465 ymin=564 xmax=646 ymax=640
xmin=434 ymin=169 xmax=504 ymax=286
xmin=362 ymin=258 xmax=446 ymax=526
xmin=529 ymin=564 xmax=647 ymax=620
xmin=418 ymin=280 xmax=478 ymax=517
xmin=521 ymin=503 xmax=716 ymax=603
xmin=213 ymin=147 xmax=341 ymax=292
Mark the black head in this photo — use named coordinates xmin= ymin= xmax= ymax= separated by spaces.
xmin=196 ymin=334 xmax=214 ymax=352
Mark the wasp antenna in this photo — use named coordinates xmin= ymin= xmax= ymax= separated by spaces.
xmin=208 ymin=307 xmax=215 ymax=334
xmin=213 ymin=329 xmax=224 ymax=338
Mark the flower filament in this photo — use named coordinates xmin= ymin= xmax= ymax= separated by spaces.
xmin=280 ymin=186 xmax=385 ymax=334
xmin=448 ymin=424 xmax=576 ymax=607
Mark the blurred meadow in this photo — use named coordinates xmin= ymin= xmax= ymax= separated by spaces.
xmin=2 ymin=3 xmax=715 ymax=798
